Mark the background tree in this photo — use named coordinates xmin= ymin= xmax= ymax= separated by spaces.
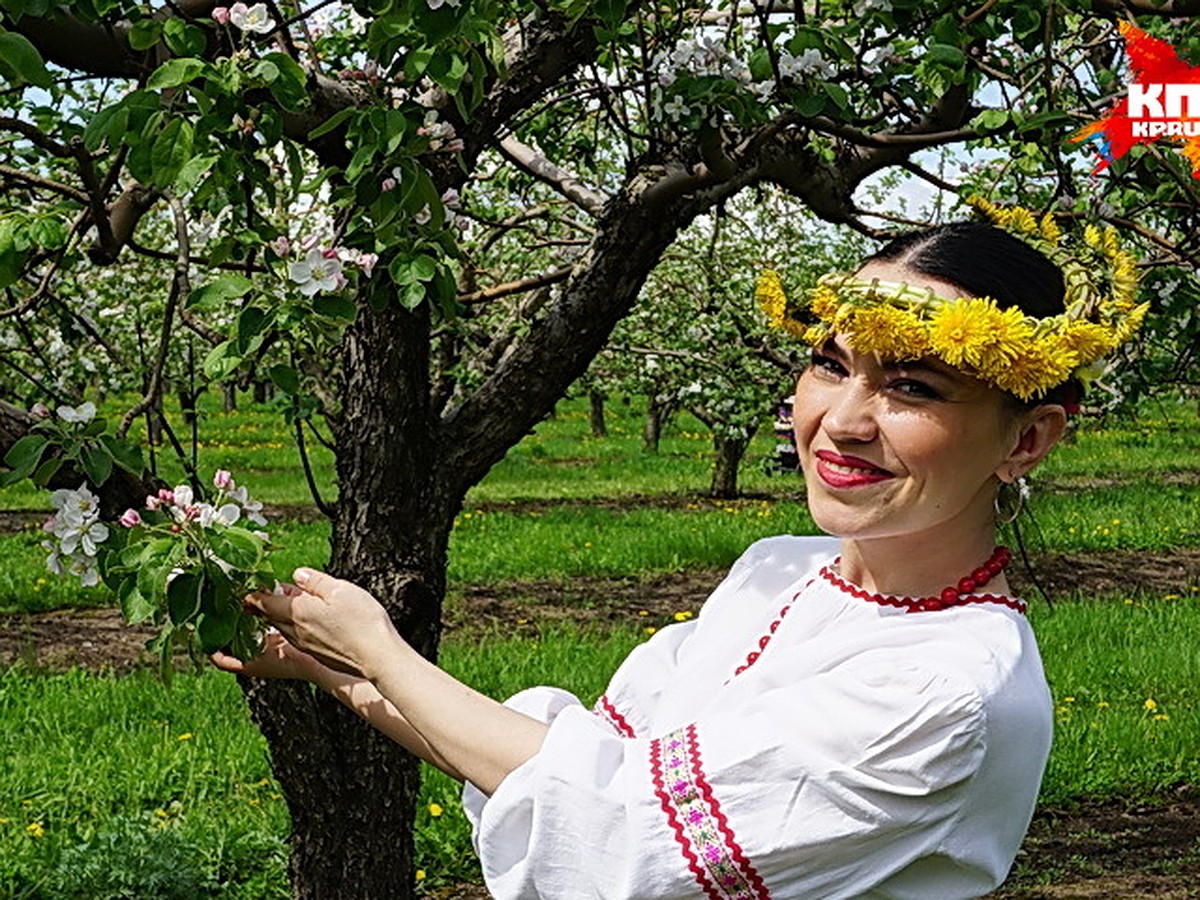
xmin=1 ymin=1 xmax=1199 ymax=895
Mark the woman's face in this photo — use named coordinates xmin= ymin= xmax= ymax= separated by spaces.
xmin=792 ymin=261 xmax=1023 ymax=544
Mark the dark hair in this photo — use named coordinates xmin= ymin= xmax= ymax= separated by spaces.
xmin=866 ymin=221 xmax=1079 ymax=409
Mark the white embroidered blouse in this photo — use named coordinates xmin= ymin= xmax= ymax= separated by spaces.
xmin=462 ymin=535 xmax=1053 ymax=899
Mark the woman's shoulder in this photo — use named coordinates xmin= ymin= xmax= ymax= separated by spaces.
xmin=732 ymin=533 xmax=841 ymax=583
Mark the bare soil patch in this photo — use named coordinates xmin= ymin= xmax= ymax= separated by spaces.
xmin=4 ymin=544 xmax=1200 ymax=897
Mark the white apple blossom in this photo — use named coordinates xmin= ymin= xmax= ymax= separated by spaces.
xmin=198 ymin=502 xmax=242 ymax=529
xmin=427 ymin=0 xmax=463 ymax=9
xmin=56 ymin=401 xmax=97 ymax=424
xmin=228 ymin=485 xmax=267 ymax=525
xmin=228 ymin=2 xmax=275 ymax=34
xmin=289 ymin=248 xmax=345 ymax=296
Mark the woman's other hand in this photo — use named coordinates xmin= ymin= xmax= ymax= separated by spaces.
xmin=242 ymin=568 xmax=404 ymax=678
xmin=210 ymin=627 xmax=323 ymax=681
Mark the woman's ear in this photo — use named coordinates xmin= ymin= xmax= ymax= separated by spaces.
xmin=996 ymin=405 xmax=1067 ymax=483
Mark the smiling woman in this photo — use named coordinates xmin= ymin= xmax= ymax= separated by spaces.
xmin=212 ymin=201 xmax=1147 ymax=899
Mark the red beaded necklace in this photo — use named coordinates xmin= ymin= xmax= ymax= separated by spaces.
xmin=822 ymin=545 xmax=1019 ymax=614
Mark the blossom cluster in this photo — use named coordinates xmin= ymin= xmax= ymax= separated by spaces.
xmin=271 ymin=237 xmax=379 ymax=296
xmin=212 ymin=2 xmax=275 ymax=34
xmin=43 ymin=485 xmax=108 ymax=587
xmin=126 ymin=471 xmax=267 ymax=535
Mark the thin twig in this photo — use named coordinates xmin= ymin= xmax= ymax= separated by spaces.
xmin=118 ymin=196 xmax=190 ymax=439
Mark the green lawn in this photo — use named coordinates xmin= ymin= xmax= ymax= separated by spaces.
xmin=2 ymin=394 xmax=1199 ymax=895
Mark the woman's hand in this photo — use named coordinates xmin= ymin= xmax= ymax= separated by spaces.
xmin=242 ymin=568 xmax=406 ymax=679
xmin=210 ymin=627 xmax=324 ymax=681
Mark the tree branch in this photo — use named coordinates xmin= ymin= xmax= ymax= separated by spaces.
xmin=497 ymin=136 xmax=608 ymax=216
xmin=456 ymin=265 xmax=574 ymax=305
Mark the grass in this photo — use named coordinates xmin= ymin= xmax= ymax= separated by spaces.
xmin=2 ymin=393 xmax=1200 ymax=892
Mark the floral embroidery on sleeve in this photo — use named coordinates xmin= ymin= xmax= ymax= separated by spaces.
xmin=650 ymin=724 xmax=770 ymax=899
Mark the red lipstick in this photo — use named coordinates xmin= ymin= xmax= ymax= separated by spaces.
xmin=813 ymin=450 xmax=895 ymax=489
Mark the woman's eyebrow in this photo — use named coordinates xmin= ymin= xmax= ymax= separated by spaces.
xmin=880 ymin=358 xmax=956 ymax=379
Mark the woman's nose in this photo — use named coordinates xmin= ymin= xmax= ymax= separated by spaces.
xmin=821 ymin=380 xmax=879 ymax=442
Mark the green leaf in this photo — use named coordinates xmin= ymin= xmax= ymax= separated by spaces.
xmin=312 ymin=295 xmax=357 ymax=321
xmin=196 ymin=609 xmax=238 ymax=653
xmin=98 ymin=433 xmax=144 ymax=475
xmin=0 ymin=32 xmax=53 ymax=88
xmin=203 ymin=340 xmax=241 ymax=380
xmin=3 ymin=433 xmax=48 ymax=476
xmin=79 ymin=443 xmax=113 ymax=486
xmin=263 ymin=52 xmax=309 ymax=112
xmin=163 ymin=17 xmax=208 ymax=56
xmin=150 ymin=118 xmax=194 ymax=189
xmin=208 ymin=527 xmax=262 ymax=571
xmin=925 ymin=43 xmax=965 ymax=69
xmin=174 ymin=152 xmax=219 ymax=195
xmin=269 ymin=363 xmax=300 ymax=394
xmin=146 ymin=58 xmax=207 ymax=91
xmin=127 ymin=18 xmax=163 ymax=51
xmin=236 ymin=306 xmax=270 ymax=354
xmin=119 ymin=577 xmax=156 ymax=624
xmin=411 ymin=255 xmax=437 ymax=282
xmin=307 ymin=107 xmax=357 ymax=141
xmin=30 ymin=456 xmax=62 ymax=487
xmin=167 ymin=571 xmax=203 ymax=625
xmin=188 ymin=273 xmax=256 ymax=310
xmin=83 ymin=104 xmax=131 ymax=152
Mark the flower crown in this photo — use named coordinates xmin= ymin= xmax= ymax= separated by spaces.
xmin=757 ymin=196 xmax=1149 ymax=400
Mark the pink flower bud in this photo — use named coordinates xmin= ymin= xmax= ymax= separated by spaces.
xmin=269 ymin=236 xmax=290 ymax=258
xmin=212 ymin=6 xmax=230 ymax=24
xmin=171 ymin=524 xmax=182 ymax=534
xmin=322 ymin=247 xmax=339 ymax=260
xmin=214 ymin=469 xmax=234 ymax=490
xmin=186 ymin=505 xmax=201 ymax=521
xmin=119 ymin=509 xmax=142 ymax=528
xmin=381 ymin=177 xmax=397 ymax=192
xmin=357 ymin=252 xmax=379 ymax=277
xmin=30 ymin=402 xmax=51 ymax=419
xmin=145 ymin=496 xmax=161 ymax=511
xmin=158 ymin=489 xmax=175 ymax=504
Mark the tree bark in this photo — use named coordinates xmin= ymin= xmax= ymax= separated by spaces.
xmin=242 ymin=300 xmax=454 ymax=898
xmin=588 ymin=389 xmax=607 ymax=437
xmin=710 ymin=431 xmax=751 ymax=499
xmin=643 ymin=394 xmax=670 ymax=453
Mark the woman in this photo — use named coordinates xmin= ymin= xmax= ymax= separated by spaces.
xmin=214 ymin=201 xmax=1146 ymax=898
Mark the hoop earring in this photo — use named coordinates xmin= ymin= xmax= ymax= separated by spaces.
xmin=995 ymin=476 xmax=1029 ymax=526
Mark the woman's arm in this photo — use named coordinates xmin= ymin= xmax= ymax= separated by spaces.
xmin=212 ymin=629 xmax=468 ymax=781
xmin=236 ymin=571 xmax=549 ymax=796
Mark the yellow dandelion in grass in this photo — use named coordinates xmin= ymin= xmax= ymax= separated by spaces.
xmin=644 ymin=626 xmax=657 ymax=636
xmin=928 ymin=299 xmax=1000 ymax=368
xmin=416 ymin=870 xmax=426 ymax=882
xmin=177 ymin=733 xmax=194 ymax=742
xmin=26 ymin=822 xmax=44 ymax=838
xmin=1144 ymin=698 xmax=1158 ymax=712
xmin=1097 ymin=701 xmax=1110 ymax=709
xmin=1154 ymin=714 xmax=1171 ymax=722
xmin=845 ymin=305 xmax=928 ymax=360
xmin=673 ymin=611 xmax=694 ymax=622
xmin=428 ymin=803 xmax=443 ymax=818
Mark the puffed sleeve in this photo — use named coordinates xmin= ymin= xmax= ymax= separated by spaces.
xmin=462 ymin=650 xmax=989 ymax=900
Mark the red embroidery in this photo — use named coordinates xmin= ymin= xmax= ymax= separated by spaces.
xmin=820 ymin=564 xmax=1028 ymax=615
xmin=650 ymin=724 xmax=770 ymax=899
xmin=732 ymin=577 xmax=814 ymax=679
xmin=593 ymin=693 xmax=636 ymax=738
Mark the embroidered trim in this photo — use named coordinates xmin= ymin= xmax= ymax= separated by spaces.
xmin=593 ymin=693 xmax=636 ymax=738
xmin=650 ymin=724 xmax=770 ymax=900
xmin=731 ymin=576 xmax=816 ymax=679
xmin=820 ymin=564 xmax=1028 ymax=615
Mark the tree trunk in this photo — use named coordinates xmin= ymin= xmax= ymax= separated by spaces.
xmin=643 ymin=395 xmax=670 ymax=452
xmin=589 ymin=389 xmax=607 ymax=437
xmin=241 ymin=301 xmax=454 ymax=899
xmin=223 ymin=383 xmax=238 ymax=412
xmin=710 ymin=432 xmax=750 ymax=499
xmin=254 ymin=379 xmax=273 ymax=404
